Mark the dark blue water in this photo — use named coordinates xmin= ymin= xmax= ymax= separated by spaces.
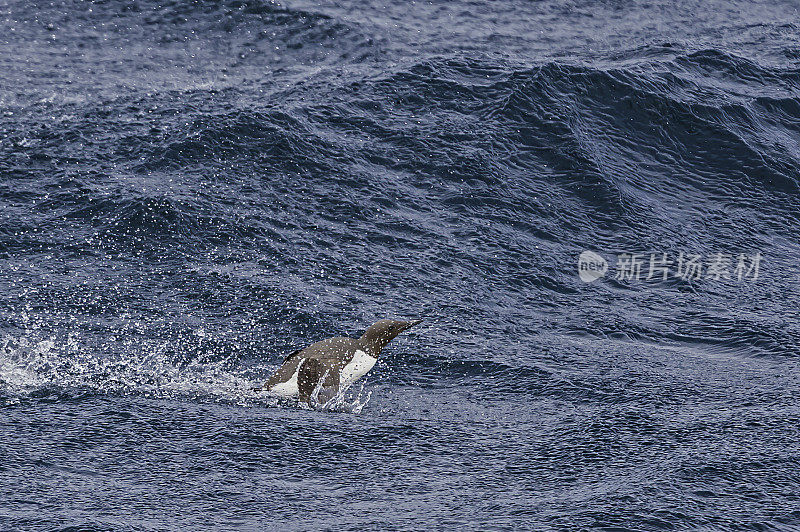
xmin=2 ymin=0 xmax=800 ymax=529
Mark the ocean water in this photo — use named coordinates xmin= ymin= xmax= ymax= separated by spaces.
xmin=2 ymin=0 xmax=800 ymax=529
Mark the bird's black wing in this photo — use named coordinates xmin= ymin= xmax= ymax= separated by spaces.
xmin=297 ymin=358 xmax=341 ymax=403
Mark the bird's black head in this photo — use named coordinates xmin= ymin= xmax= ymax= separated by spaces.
xmin=359 ymin=318 xmax=422 ymax=356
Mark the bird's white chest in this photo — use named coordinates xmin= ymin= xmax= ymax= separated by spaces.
xmin=339 ymin=350 xmax=377 ymax=389
xmin=268 ymin=362 xmax=301 ymax=397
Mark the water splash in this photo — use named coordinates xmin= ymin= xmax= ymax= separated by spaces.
xmin=306 ymin=377 xmax=373 ymax=414
xmin=0 ymin=332 xmax=275 ymax=407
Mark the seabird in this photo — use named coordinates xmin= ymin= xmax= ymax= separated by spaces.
xmin=262 ymin=319 xmax=422 ymax=403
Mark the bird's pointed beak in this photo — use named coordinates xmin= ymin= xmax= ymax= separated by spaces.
xmin=404 ymin=319 xmax=423 ymax=330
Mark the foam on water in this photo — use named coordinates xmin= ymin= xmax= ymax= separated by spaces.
xmin=0 ymin=332 xmax=268 ymax=405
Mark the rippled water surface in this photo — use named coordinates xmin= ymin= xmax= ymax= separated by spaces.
xmin=2 ymin=0 xmax=800 ymax=530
